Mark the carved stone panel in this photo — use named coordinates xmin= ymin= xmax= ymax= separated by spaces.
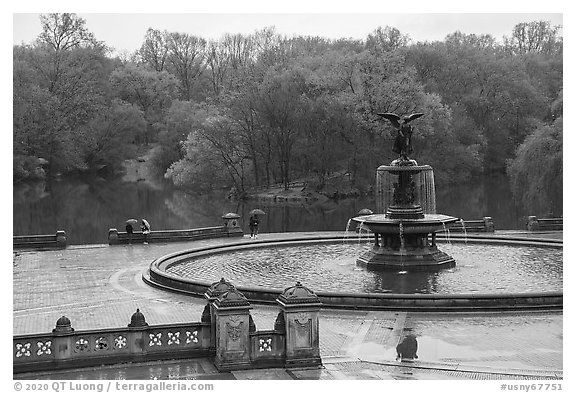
xmin=225 ymin=315 xmax=244 ymax=351
xmin=294 ymin=316 xmax=312 ymax=349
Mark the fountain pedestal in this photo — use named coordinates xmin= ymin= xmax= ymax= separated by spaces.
xmin=355 ymin=215 xmax=457 ymax=271
xmin=353 ymin=158 xmax=458 ymax=271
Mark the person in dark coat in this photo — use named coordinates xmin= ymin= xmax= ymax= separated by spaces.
xmin=249 ymin=215 xmax=259 ymax=239
xmin=125 ymin=222 xmax=134 ymax=244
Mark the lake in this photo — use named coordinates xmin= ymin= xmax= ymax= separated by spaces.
xmin=13 ymin=173 xmax=558 ymax=245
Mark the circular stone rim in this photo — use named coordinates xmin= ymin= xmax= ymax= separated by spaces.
xmin=143 ymin=234 xmax=563 ymax=312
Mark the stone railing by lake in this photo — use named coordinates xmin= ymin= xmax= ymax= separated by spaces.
xmin=441 ymin=217 xmax=495 ymax=232
xmin=14 ymin=280 xmax=322 ymax=374
xmin=13 ymin=231 xmax=67 ymax=250
xmin=527 ymin=216 xmax=563 ymax=231
xmin=108 ymin=213 xmax=244 ymax=245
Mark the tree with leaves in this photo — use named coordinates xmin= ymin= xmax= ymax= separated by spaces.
xmin=14 ymin=14 xmax=113 ymax=177
xmin=507 ymin=117 xmax=562 ymax=215
xmin=504 ymin=21 xmax=563 ymax=55
xmin=81 ymin=100 xmax=146 ymax=169
xmin=110 ymin=64 xmax=179 ymax=144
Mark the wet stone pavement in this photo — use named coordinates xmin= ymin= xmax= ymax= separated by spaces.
xmin=13 ymin=232 xmax=563 ymax=380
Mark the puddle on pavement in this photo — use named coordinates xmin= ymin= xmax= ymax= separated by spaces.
xmin=346 ymin=334 xmax=529 ymax=370
xmin=416 ymin=335 xmax=517 ymax=364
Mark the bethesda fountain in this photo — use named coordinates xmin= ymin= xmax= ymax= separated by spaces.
xmin=352 ymin=112 xmax=459 ymax=271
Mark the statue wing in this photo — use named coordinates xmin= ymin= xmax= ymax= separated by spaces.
xmin=405 ymin=113 xmax=424 ymax=123
xmin=377 ymin=113 xmax=401 ymax=128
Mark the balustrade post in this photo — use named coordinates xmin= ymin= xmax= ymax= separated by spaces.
xmin=527 ymin=216 xmax=539 ymax=231
xmin=204 ymin=278 xmax=235 ymax=351
xmin=221 ymin=213 xmax=243 ymax=236
xmin=213 ymin=286 xmax=252 ymax=371
xmin=108 ymin=228 xmax=119 ymax=245
xmin=55 ymin=231 xmax=67 ymax=248
xmin=276 ymin=282 xmax=322 ymax=368
xmin=483 ymin=216 xmax=495 ymax=232
xmin=52 ymin=316 xmax=75 ymax=361
xmin=127 ymin=309 xmax=149 ymax=357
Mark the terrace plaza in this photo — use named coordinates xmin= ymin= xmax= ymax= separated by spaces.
xmin=13 ymin=231 xmax=562 ymax=380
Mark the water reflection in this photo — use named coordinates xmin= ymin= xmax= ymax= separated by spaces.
xmin=13 ymin=173 xmax=562 ymax=245
xmin=396 ymin=334 xmax=419 ymax=362
xmin=363 ymin=270 xmax=440 ymax=294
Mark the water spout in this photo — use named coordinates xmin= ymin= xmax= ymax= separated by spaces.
xmin=358 ymin=223 xmax=367 ymax=244
xmin=399 ymin=222 xmax=406 ymax=250
xmin=344 ymin=219 xmax=352 ymax=244
xmin=442 ymin=222 xmax=451 ymax=245
xmin=460 ymin=219 xmax=468 ymax=243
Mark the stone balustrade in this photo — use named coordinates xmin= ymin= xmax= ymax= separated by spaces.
xmin=14 ymin=313 xmax=211 ymax=374
xmin=527 ymin=216 xmax=563 ymax=231
xmin=14 ymin=280 xmax=322 ymax=375
xmin=249 ymin=330 xmax=286 ymax=368
xmin=109 ymin=213 xmax=244 ymax=245
xmin=442 ymin=217 xmax=495 ymax=232
xmin=108 ymin=226 xmax=239 ymax=245
xmin=13 ymin=231 xmax=67 ymax=249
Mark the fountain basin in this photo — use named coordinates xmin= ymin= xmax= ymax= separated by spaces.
xmin=353 ymin=213 xmax=459 ymax=234
xmin=352 ymin=214 xmax=460 ymax=270
xmin=143 ymin=233 xmax=563 ymax=311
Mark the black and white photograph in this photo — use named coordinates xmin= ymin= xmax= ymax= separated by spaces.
xmin=10 ymin=2 xmax=565 ymax=390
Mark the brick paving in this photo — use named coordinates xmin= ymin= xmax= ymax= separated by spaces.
xmin=13 ymin=232 xmax=563 ymax=380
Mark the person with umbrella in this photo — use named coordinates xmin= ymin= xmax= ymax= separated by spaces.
xmin=141 ymin=219 xmax=151 ymax=244
xmin=249 ymin=209 xmax=265 ymax=239
xmin=125 ymin=219 xmax=138 ymax=244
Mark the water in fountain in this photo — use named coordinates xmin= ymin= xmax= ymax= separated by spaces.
xmin=376 ymin=165 xmax=436 ymax=214
xmin=376 ymin=168 xmax=393 ymax=213
xmin=399 ymin=222 xmax=406 ymax=269
xmin=355 ymin=161 xmax=459 ymax=271
xmin=357 ymin=223 xmax=367 ymax=244
xmin=344 ymin=219 xmax=352 ymax=244
xmin=417 ymin=168 xmax=436 ymax=214
xmin=442 ymin=222 xmax=451 ymax=245
xmin=460 ymin=219 xmax=468 ymax=243
xmin=166 ymin=242 xmax=563 ymax=295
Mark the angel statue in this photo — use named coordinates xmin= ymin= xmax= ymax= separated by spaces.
xmin=378 ymin=112 xmax=424 ymax=159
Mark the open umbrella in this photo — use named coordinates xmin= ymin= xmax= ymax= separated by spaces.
xmin=357 ymin=208 xmax=374 ymax=216
xmin=249 ymin=208 xmax=266 ymax=215
xmin=141 ymin=219 xmax=150 ymax=231
xmin=125 ymin=219 xmax=138 ymax=226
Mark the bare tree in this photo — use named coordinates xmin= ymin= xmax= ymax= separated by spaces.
xmin=38 ymin=13 xmax=102 ymax=51
xmin=138 ymin=28 xmax=169 ymax=72
xmin=165 ymin=32 xmax=207 ymax=100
